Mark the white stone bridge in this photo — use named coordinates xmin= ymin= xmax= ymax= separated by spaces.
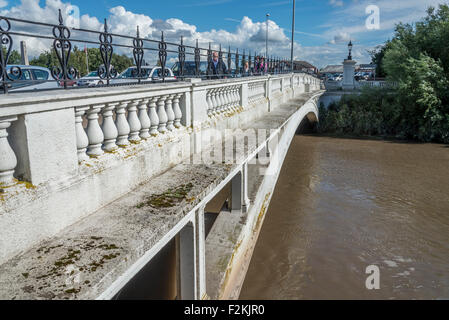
xmin=0 ymin=73 xmax=323 ymax=299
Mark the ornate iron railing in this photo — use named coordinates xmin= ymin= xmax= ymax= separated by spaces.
xmin=0 ymin=9 xmax=295 ymax=95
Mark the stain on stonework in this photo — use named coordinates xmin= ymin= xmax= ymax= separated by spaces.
xmin=136 ymin=183 xmax=194 ymax=209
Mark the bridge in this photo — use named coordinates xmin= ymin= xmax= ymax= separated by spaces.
xmin=0 ymin=12 xmax=323 ymax=300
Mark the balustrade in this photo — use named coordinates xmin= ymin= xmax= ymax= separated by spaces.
xmin=0 ymin=74 xmax=318 ymax=188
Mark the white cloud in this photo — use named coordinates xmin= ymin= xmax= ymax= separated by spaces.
xmin=0 ymin=0 xmax=7 ymax=8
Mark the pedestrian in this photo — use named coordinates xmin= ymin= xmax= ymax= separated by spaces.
xmin=208 ymin=51 xmax=227 ymax=80
xmin=242 ymin=61 xmax=250 ymax=77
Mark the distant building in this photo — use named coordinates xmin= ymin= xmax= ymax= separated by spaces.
xmin=320 ymin=65 xmax=344 ymax=77
xmin=293 ymin=60 xmax=318 ymax=74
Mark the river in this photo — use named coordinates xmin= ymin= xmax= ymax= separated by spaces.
xmin=240 ymin=135 xmax=449 ymax=299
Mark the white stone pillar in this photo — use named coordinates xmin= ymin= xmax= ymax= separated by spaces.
xmin=165 ymin=94 xmax=175 ymax=131
xmin=173 ymin=93 xmax=183 ymax=128
xmin=86 ymin=104 xmax=105 ymax=157
xmin=75 ymin=107 xmax=89 ymax=162
xmin=115 ymin=101 xmax=131 ymax=147
xmin=102 ymin=102 xmax=119 ymax=152
xmin=138 ymin=98 xmax=151 ymax=140
xmin=0 ymin=116 xmax=17 ymax=186
xmin=342 ymin=59 xmax=357 ymax=90
xmin=127 ymin=100 xmax=141 ymax=142
xmin=148 ymin=97 xmax=159 ymax=136
xmin=206 ymin=90 xmax=213 ymax=117
xmin=156 ymin=95 xmax=168 ymax=133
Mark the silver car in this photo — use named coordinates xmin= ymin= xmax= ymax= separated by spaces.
xmin=2 ymin=65 xmax=59 ymax=92
xmin=111 ymin=66 xmax=176 ymax=85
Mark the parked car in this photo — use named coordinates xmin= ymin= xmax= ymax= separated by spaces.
xmin=171 ymin=61 xmax=208 ymax=77
xmin=77 ymin=71 xmax=103 ymax=87
xmin=111 ymin=66 xmax=176 ymax=84
xmin=1 ymin=65 xmax=59 ymax=92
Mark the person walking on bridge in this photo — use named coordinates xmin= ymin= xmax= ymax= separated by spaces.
xmin=208 ymin=51 xmax=228 ymax=79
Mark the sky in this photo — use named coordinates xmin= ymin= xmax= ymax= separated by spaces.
xmin=1 ymin=0 xmax=447 ymax=68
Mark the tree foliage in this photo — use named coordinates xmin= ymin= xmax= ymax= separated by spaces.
xmin=29 ymin=46 xmax=134 ymax=77
xmin=321 ymin=3 xmax=449 ymax=143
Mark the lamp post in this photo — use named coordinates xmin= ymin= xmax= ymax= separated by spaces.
xmin=266 ymin=13 xmax=270 ymax=59
xmin=291 ymin=0 xmax=295 ymax=72
xmin=348 ymin=40 xmax=353 ymax=60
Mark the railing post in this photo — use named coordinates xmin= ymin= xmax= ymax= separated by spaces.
xmin=6 ymin=109 xmax=78 ymax=185
xmin=87 ymin=104 xmax=105 ymax=157
xmin=0 ymin=116 xmax=18 ymax=186
xmin=127 ymin=100 xmax=142 ymax=142
xmin=115 ymin=101 xmax=131 ymax=147
xmin=75 ymin=107 xmax=89 ymax=162
xmin=148 ymin=97 xmax=160 ymax=136
xmin=138 ymin=98 xmax=151 ymax=139
xmin=266 ymin=76 xmax=272 ymax=112
xmin=240 ymin=83 xmax=248 ymax=109
xmin=102 ymin=102 xmax=119 ymax=152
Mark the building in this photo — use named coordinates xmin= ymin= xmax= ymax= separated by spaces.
xmin=293 ymin=60 xmax=319 ymax=74
xmin=320 ymin=65 xmax=344 ymax=77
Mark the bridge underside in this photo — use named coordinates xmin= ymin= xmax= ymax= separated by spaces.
xmin=0 ymin=85 xmax=322 ymax=300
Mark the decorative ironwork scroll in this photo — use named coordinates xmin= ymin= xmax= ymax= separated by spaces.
xmin=132 ymin=26 xmax=146 ymax=82
xmin=0 ymin=17 xmax=21 ymax=93
xmin=51 ymin=9 xmax=78 ymax=89
xmin=98 ymin=19 xmax=117 ymax=85
xmin=158 ymin=31 xmax=167 ymax=82
xmin=194 ymin=39 xmax=200 ymax=77
xmin=178 ymin=36 xmax=186 ymax=77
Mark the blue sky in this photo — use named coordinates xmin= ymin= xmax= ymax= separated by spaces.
xmin=1 ymin=0 xmax=447 ymax=67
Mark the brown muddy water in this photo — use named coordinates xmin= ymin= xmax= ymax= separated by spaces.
xmin=240 ymin=135 xmax=449 ymax=299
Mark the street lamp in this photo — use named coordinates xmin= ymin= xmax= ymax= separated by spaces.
xmin=266 ymin=13 xmax=270 ymax=59
xmin=291 ymin=0 xmax=295 ymax=72
xmin=348 ymin=40 xmax=353 ymax=60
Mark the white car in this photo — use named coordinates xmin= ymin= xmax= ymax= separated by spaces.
xmin=111 ymin=66 xmax=176 ymax=84
xmin=77 ymin=71 xmax=103 ymax=87
xmin=2 ymin=65 xmax=59 ymax=92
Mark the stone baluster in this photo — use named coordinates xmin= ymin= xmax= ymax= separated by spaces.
xmin=234 ymin=86 xmax=240 ymax=108
xmin=0 ymin=116 xmax=18 ymax=186
xmin=148 ymin=97 xmax=160 ymax=136
xmin=211 ymin=89 xmax=219 ymax=115
xmin=127 ymin=100 xmax=141 ymax=143
xmin=138 ymin=98 xmax=151 ymax=140
xmin=173 ymin=93 xmax=183 ymax=128
xmin=206 ymin=90 xmax=213 ymax=117
xmin=229 ymin=86 xmax=235 ymax=111
xmin=75 ymin=107 xmax=89 ymax=162
xmin=165 ymin=94 xmax=175 ymax=131
xmin=213 ymin=88 xmax=220 ymax=114
xmin=87 ymin=104 xmax=105 ymax=157
xmin=223 ymin=87 xmax=230 ymax=113
xmin=218 ymin=88 xmax=225 ymax=113
xmin=102 ymin=102 xmax=119 ymax=152
xmin=115 ymin=101 xmax=131 ymax=147
xmin=157 ymin=95 xmax=168 ymax=133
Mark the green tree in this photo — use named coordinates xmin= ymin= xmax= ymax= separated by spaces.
xmin=1 ymin=48 xmax=22 ymax=64
xmin=321 ymin=3 xmax=449 ymax=143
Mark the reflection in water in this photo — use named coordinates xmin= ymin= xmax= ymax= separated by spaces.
xmin=240 ymin=135 xmax=449 ymax=299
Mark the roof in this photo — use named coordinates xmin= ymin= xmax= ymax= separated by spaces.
xmin=294 ymin=60 xmax=317 ymax=69
xmin=320 ymin=65 xmax=344 ymax=73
